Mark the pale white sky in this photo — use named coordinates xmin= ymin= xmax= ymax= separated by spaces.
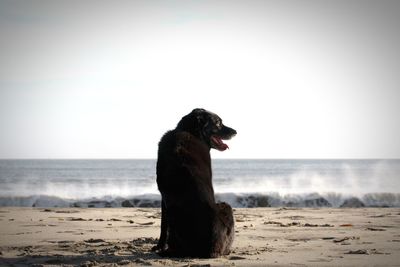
xmin=0 ymin=0 xmax=399 ymax=159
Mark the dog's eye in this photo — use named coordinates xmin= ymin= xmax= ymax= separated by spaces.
xmin=216 ymin=121 xmax=222 ymax=128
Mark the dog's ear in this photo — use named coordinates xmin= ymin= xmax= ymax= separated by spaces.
xmin=177 ymin=108 xmax=207 ymax=132
xmin=190 ymin=108 xmax=206 ymax=124
xmin=191 ymin=108 xmax=207 ymax=125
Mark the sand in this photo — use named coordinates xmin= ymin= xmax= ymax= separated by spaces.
xmin=0 ymin=207 xmax=399 ymax=266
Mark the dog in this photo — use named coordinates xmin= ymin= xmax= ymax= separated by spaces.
xmin=153 ymin=108 xmax=237 ymax=258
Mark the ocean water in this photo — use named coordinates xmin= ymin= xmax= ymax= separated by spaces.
xmin=0 ymin=159 xmax=399 ymax=208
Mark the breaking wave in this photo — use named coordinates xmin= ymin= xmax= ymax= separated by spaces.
xmin=1 ymin=159 xmax=399 ymax=208
xmin=1 ymin=192 xmax=399 ymax=208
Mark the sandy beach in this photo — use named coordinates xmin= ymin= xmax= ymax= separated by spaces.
xmin=0 ymin=207 xmax=399 ymax=266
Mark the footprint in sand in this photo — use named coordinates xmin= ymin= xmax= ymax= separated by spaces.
xmin=229 ymin=256 xmax=247 ymax=260
xmin=67 ymin=217 xmax=87 ymax=221
xmin=366 ymin=227 xmax=386 ymax=231
xmin=345 ymin=249 xmax=369 ymax=255
xmin=137 ymin=222 xmax=154 ymax=226
xmin=333 ymin=236 xmax=359 ymax=243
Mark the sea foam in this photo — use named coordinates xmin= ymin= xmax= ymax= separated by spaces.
xmin=1 ymin=159 xmax=399 ymax=208
xmin=1 ymin=192 xmax=399 ymax=208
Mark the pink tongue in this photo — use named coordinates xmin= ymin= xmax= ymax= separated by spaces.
xmin=221 ymin=142 xmax=229 ymax=150
xmin=214 ymin=136 xmax=229 ymax=151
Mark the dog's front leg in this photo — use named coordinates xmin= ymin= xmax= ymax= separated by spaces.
xmin=152 ymin=198 xmax=168 ymax=251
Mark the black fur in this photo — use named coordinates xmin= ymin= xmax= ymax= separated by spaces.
xmin=153 ymin=108 xmax=237 ymax=258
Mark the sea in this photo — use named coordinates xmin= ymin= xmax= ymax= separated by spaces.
xmin=0 ymin=159 xmax=399 ymax=208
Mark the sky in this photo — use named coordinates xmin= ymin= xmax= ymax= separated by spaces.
xmin=0 ymin=0 xmax=399 ymax=159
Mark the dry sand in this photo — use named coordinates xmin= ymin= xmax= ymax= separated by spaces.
xmin=0 ymin=207 xmax=399 ymax=266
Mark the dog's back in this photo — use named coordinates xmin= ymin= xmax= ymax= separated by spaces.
xmin=157 ymin=130 xmax=216 ymax=257
xmin=157 ymin=130 xmax=214 ymax=201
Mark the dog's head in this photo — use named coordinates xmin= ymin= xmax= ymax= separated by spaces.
xmin=176 ymin=108 xmax=237 ymax=151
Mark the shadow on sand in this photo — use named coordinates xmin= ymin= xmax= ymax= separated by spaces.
xmin=0 ymin=238 xmax=197 ymax=266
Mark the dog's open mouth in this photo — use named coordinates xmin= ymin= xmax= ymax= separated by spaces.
xmin=210 ymin=136 xmax=230 ymax=151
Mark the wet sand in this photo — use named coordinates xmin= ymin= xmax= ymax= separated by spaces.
xmin=1 ymin=207 xmax=399 ymax=266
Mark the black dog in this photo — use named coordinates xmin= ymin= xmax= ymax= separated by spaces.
xmin=153 ymin=108 xmax=237 ymax=258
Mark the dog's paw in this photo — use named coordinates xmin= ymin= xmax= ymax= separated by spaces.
xmin=156 ymin=248 xmax=182 ymax=258
xmin=151 ymin=244 xmax=163 ymax=252
xmin=151 ymin=241 xmax=169 ymax=253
